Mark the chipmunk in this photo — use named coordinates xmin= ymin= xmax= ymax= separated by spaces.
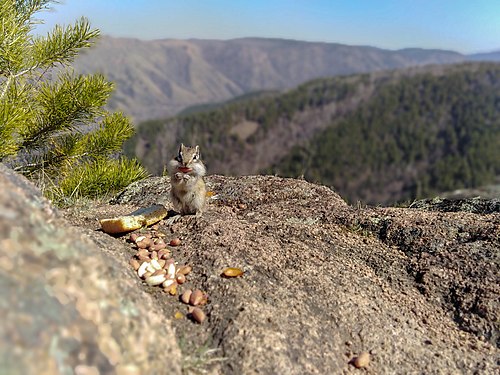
xmin=165 ymin=143 xmax=206 ymax=223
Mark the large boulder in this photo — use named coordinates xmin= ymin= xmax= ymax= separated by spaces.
xmin=0 ymin=164 xmax=181 ymax=375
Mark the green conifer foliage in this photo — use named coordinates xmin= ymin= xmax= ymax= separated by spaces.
xmin=0 ymin=0 xmax=148 ymax=202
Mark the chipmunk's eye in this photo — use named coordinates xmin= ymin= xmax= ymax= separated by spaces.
xmin=175 ymin=152 xmax=182 ymax=162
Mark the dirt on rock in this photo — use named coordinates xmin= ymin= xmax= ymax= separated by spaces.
xmin=1 ymin=165 xmax=499 ymax=374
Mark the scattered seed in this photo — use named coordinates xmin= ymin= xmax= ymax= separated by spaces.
xmin=166 ymin=262 xmax=176 ymax=278
xmin=145 ymin=273 xmax=167 ymax=286
xmin=222 ymin=267 xmax=244 ymax=278
xmin=129 ymin=233 xmax=139 ymax=243
xmin=168 ymin=284 xmax=177 ymax=295
xmin=137 ymin=255 xmax=151 ymax=263
xmin=129 ymin=258 xmax=140 ymax=271
xmin=160 ymin=251 xmax=171 ymax=260
xmin=137 ymin=249 xmax=149 ymax=258
xmin=177 ymin=265 xmax=192 ymax=276
xmin=191 ymin=307 xmax=205 ymax=323
xmin=189 ymin=289 xmax=204 ymax=306
xmin=151 ymin=242 xmax=166 ymax=251
xmin=135 ymin=235 xmax=146 ymax=243
xmin=162 ymin=279 xmax=175 ymax=289
xmin=351 ymin=352 xmax=370 ymax=368
xmin=176 ymin=274 xmax=186 ymax=284
xmin=137 ymin=261 xmax=150 ymax=278
xmin=151 ymin=269 xmax=166 ymax=276
xmin=136 ymin=238 xmax=151 ymax=249
xmin=174 ymin=311 xmax=184 ymax=319
xmin=181 ymin=290 xmax=192 ymax=304
xmin=158 ymin=259 xmax=166 ymax=269
xmin=169 ymin=238 xmax=181 ymax=246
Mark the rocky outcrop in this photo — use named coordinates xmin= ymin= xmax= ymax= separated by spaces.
xmin=1 ymin=166 xmax=499 ymax=374
xmin=0 ymin=164 xmax=181 ymax=375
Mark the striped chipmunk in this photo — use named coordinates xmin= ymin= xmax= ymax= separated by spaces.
xmin=166 ymin=143 xmax=207 ymax=223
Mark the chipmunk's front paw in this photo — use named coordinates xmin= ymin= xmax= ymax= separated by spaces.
xmin=165 ymin=214 xmax=182 ymax=226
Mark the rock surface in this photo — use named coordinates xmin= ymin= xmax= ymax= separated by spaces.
xmin=1 ymin=165 xmax=499 ymax=374
xmin=0 ymin=164 xmax=182 ymax=375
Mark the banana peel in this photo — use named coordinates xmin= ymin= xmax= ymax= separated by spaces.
xmin=99 ymin=204 xmax=168 ymax=234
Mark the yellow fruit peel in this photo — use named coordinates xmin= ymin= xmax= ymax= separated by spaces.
xmin=99 ymin=204 xmax=168 ymax=234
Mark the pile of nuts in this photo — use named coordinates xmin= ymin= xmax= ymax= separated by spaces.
xmin=128 ymin=232 xmax=191 ymax=295
xmin=127 ymin=230 xmax=208 ymax=324
xmin=180 ymin=289 xmax=208 ymax=323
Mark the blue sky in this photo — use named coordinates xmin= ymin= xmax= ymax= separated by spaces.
xmin=34 ymin=0 xmax=500 ymax=53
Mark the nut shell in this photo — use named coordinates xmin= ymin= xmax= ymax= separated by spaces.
xmin=189 ymin=289 xmax=205 ymax=306
xmin=145 ymin=274 xmax=167 ymax=286
xmin=169 ymin=238 xmax=181 ymax=246
xmin=177 ymin=265 xmax=192 ymax=275
xmin=352 ymin=352 xmax=370 ymax=368
xmin=191 ymin=307 xmax=205 ymax=323
xmin=181 ymin=290 xmax=192 ymax=304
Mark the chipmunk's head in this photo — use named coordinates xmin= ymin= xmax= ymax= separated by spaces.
xmin=174 ymin=144 xmax=205 ymax=175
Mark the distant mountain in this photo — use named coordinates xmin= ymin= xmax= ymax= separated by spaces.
xmin=467 ymin=50 xmax=500 ymax=62
xmin=125 ymin=62 xmax=500 ymax=205
xmin=75 ymin=36 xmax=471 ymax=121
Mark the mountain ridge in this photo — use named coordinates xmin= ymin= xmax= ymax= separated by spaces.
xmin=74 ymin=36 xmax=486 ymax=121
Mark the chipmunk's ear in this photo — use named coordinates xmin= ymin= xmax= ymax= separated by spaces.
xmin=179 ymin=143 xmax=184 ymax=153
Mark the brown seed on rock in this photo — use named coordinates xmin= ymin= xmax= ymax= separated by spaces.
xmin=222 ymin=267 xmax=244 ymax=278
xmin=151 ymin=250 xmax=158 ymax=260
xmin=177 ymin=265 xmax=192 ymax=276
xmin=138 ymin=255 xmax=151 ymax=263
xmin=135 ymin=235 xmax=146 ymax=243
xmin=129 ymin=258 xmax=141 ymax=270
xmin=158 ymin=259 xmax=166 ymax=269
xmin=176 ymin=274 xmax=186 ymax=284
xmin=181 ymin=290 xmax=192 ymax=304
xmin=151 ymin=242 xmax=166 ymax=251
xmin=189 ymin=289 xmax=203 ymax=306
xmin=152 ymin=269 xmax=166 ymax=276
xmin=191 ymin=307 xmax=205 ymax=323
xmin=137 ymin=249 xmax=149 ymax=258
xmin=169 ymin=238 xmax=181 ymax=246
xmin=129 ymin=233 xmax=139 ymax=243
xmin=351 ymin=352 xmax=370 ymax=368
xmin=168 ymin=284 xmax=177 ymax=295
xmin=136 ymin=238 xmax=151 ymax=249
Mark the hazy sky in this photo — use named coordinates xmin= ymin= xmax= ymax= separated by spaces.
xmin=34 ymin=0 xmax=500 ymax=53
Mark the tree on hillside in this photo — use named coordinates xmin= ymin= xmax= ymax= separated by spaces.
xmin=0 ymin=0 xmax=148 ymax=203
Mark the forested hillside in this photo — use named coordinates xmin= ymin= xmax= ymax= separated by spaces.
xmin=74 ymin=36 xmax=469 ymax=120
xmin=126 ymin=62 xmax=500 ymax=205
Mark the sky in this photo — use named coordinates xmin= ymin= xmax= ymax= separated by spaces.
xmin=34 ymin=0 xmax=500 ymax=54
